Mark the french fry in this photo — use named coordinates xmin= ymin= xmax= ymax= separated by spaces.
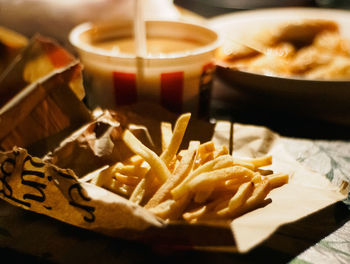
xmin=160 ymin=113 xmax=191 ymax=166
xmin=266 ymin=173 xmax=289 ymax=189
xmin=232 ymin=158 xmax=256 ymax=171
xmin=171 ymin=154 xmax=234 ymax=200
xmin=144 ymin=141 xmax=199 ymax=209
xmin=214 ymin=145 xmax=229 ymax=158
xmin=129 ymin=177 xmax=147 ymax=204
xmin=232 ymin=155 xmax=272 ymax=171
xmin=183 ymin=194 xmax=232 ymax=223
xmin=187 ymin=166 xmax=254 ymax=193
xmin=198 ymin=141 xmax=216 ymax=153
xmin=127 ymin=154 xmax=145 ymax=167
xmin=93 ymin=153 xmax=150 ymax=199
xmin=251 ymin=174 xmax=263 ymax=185
xmin=239 ymin=179 xmax=271 ymax=215
xmin=193 ymin=188 xmax=213 ymax=203
xmin=166 ymin=193 xmax=192 ymax=220
xmin=133 ymin=163 xmax=151 ymax=178
xmin=115 ymin=164 xmax=136 ymax=175
xmin=217 ymin=181 xmax=254 ymax=216
xmin=222 ymin=179 xmax=245 ymax=191
xmin=183 ymin=205 xmax=207 ymax=224
xmin=148 ymin=199 xmax=175 ymax=219
xmin=229 ymin=181 xmax=255 ymax=210
xmin=149 ymin=193 xmax=191 ymax=221
xmin=193 ymin=141 xmax=216 ymax=169
xmin=161 ymin=122 xmax=173 ymax=152
xmin=109 ymin=179 xmax=124 ymax=193
xmin=130 ymin=169 xmax=164 ymax=205
xmin=248 ymin=155 xmax=273 ymax=168
xmin=114 ymin=182 xmax=134 ymax=197
xmin=104 ymin=178 xmax=132 ymax=197
xmin=115 ymin=172 xmax=139 ymax=185
xmin=257 ymin=168 xmax=274 ymax=176
xmin=212 ymin=195 xmax=235 ymax=214
xmin=122 ymin=129 xmax=171 ymax=183
xmin=217 ymin=179 xmax=271 ymax=219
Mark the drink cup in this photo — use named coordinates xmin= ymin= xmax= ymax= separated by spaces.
xmin=69 ymin=20 xmax=220 ymax=118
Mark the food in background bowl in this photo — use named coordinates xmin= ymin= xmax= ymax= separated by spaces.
xmin=216 ymin=19 xmax=350 ymax=80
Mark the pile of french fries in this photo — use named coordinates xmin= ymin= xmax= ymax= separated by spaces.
xmin=93 ymin=113 xmax=288 ymax=223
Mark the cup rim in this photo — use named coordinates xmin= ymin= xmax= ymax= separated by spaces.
xmin=69 ymin=19 xmax=222 ymax=61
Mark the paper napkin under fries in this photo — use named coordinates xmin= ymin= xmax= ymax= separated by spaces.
xmin=0 ymin=34 xmax=91 ymax=156
xmin=0 ymin=102 xmax=347 ymax=252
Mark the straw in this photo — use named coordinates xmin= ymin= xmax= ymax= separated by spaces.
xmin=134 ymin=0 xmax=147 ymax=57
xmin=134 ymin=0 xmax=146 ymax=98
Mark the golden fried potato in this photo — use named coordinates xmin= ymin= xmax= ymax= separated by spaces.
xmin=217 ymin=18 xmax=350 ymax=80
xmin=306 ymin=55 xmax=350 ymax=80
xmin=263 ymin=19 xmax=339 ymax=48
xmin=92 ymin=113 xmax=289 ymax=224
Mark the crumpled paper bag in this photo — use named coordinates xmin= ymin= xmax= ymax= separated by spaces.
xmin=0 ymin=34 xmax=83 ymax=107
xmin=0 ymin=147 xmax=161 ymax=233
xmin=0 ymin=34 xmax=91 ymax=157
xmin=0 ymin=104 xmax=347 ymax=252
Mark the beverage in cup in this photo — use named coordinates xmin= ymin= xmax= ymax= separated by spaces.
xmin=69 ymin=20 xmax=220 ymax=118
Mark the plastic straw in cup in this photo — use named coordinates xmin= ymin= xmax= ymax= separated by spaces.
xmin=134 ymin=0 xmax=146 ymax=100
xmin=134 ymin=0 xmax=147 ymax=57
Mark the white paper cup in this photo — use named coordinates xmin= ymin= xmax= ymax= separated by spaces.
xmin=69 ymin=20 xmax=220 ymax=117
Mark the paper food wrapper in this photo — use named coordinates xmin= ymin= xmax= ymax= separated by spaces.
xmin=0 ymin=34 xmax=91 ymax=157
xmin=0 ymin=34 xmax=83 ymax=107
xmin=0 ymin=103 xmax=348 ymax=253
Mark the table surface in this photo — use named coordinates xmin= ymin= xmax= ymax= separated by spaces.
xmin=1 ymin=1 xmax=350 ymax=264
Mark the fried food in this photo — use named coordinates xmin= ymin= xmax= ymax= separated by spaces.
xmin=93 ymin=113 xmax=289 ymax=224
xmin=262 ymin=19 xmax=339 ymax=48
xmin=217 ymin=19 xmax=350 ymax=80
xmin=144 ymin=141 xmax=199 ymax=209
xmin=93 ymin=154 xmax=150 ymax=198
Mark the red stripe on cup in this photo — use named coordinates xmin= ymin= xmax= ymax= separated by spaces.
xmin=112 ymin=72 xmax=137 ymax=105
xmin=161 ymin=71 xmax=184 ymax=112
